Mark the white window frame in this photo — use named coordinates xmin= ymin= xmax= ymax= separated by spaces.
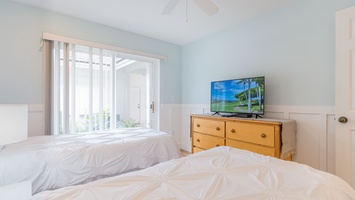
xmin=43 ymin=33 xmax=166 ymax=134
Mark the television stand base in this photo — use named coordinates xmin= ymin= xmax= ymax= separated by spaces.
xmin=221 ymin=113 xmax=253 ymax=118
xmin=255 ymin=114 xmax=263 ymax=119
xmin=211 ymin=112 xmax=220 ymax=116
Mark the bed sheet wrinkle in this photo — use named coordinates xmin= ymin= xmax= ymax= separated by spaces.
xmin=0 ymin=128 xmax=180 ymax=194
xmin=202 ymin=173 xmax=230 ymax=200
xmin=38 ymin=151 xmax=87 ymax=190
xmin=259 ymin=164 xmax=283 ymax=190
xmin=30 ymin=146 xmax=355 ymax=200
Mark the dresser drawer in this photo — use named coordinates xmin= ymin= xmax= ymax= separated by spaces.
xmin=226 ymin=121 xmax=275 ymax=147
xmin=226 ymin=139 xmax=276 ymax=157
xmin=190 ymin=115 xmax=286 ymax=159
xmin=193 ymin=118 xmax=225 ymax=137
xmin=193 ymin=132 xmax=224 ymax=150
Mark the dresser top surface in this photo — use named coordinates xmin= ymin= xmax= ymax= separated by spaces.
xmin=191 ymin=114 xmax=296 ymax=125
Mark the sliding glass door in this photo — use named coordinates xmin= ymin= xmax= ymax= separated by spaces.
xmin=51 ymin=42 xmax=159 ymax=134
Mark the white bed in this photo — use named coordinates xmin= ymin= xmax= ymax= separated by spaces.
xmin=0 ymin=128 xmax=181 ymax=194
xmin=31 ymin=146 xmax=355 ymax=200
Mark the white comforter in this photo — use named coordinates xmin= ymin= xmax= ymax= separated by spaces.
xmin=0 ymin=128 xmax=180 ymax=194
xmin=31 ymin=146 xmax=355 ymax=200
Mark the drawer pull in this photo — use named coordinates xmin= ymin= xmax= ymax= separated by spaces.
xmin=216 ymin=144 xmax=220 ymax=147
xmin=261 ymin=133 xmax=266 ymax=138
xmin=216 ymin=127 xmax=220 ymax=131
xmin=197 ymin=139 xmax=200 ymax=142
xmin=231 ymin=129 xmax=235 ymax=133
xmin=196 ymin=124 xmax=200 ymax=127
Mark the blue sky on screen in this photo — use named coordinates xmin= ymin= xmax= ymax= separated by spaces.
xmin=211 ymin=79 xmax=257 ymax=101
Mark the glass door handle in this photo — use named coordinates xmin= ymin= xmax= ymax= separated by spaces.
xmin=150 ymin=102 xmax=155 ymax=113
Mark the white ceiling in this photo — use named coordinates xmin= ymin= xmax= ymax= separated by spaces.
xmin=12 ymin=0 xmax=295 ymax=45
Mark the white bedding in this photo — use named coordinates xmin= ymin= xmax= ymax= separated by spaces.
xmin=0 ymin=128 xmax=181 ymax=194
xmin=31 ymin=146 xmax=355 ymax=200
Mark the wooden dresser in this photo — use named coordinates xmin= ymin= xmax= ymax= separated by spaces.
xmin=191 ymin=114 xmax=292 ymax=160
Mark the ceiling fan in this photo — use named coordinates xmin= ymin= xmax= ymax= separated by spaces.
xmin=162 ymin=0 xmax=219 ymax=16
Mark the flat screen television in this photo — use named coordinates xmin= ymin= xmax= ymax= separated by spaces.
xmin=210 ymin=76 xmax=265 ymax=118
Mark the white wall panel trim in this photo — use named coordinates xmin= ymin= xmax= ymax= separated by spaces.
xmin=161 ymin=104 xmax=336 ymax=174
xmin=28 ymin=103 xmax=335 ymax=173
xmin=28 ymin=104 xmax=45 ymax=137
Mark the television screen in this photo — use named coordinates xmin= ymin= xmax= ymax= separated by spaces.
xmin=211 ymin=76 xmax=265 ymax=116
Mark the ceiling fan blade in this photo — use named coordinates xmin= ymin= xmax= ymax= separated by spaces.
xmin=162 ymin=0 xmax=179 ymax=15
xmin=193 ymin=0 xmax=219 ymax=16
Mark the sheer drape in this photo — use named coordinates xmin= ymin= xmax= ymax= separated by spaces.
xmin=43 ymin=40 xmax=52 ymax=135
xmin=44 ymin=41 xmax=118 ymax=135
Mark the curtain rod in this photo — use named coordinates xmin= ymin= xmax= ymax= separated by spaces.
xmin=41 ymin=32 xmax=168 ymax=61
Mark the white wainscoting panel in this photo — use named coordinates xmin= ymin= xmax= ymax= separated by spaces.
xmin=28 ymin=103 xmax=336 ymax=174
xmin=160 ymin=104 xmax=336 ymax=174
xmin=28 ymin=104 xmax=45 ymax=137
xmin=160 ymin=104 xmax=182 ymax=148
xmin=265 ymin=105 xmax=335 ymax=173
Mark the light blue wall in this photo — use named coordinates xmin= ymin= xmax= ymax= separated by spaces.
xmin=182 ymin=0 xmax=355 ymax=106
xmin=3 ymin=1 xmax=355 ymax=107
xmin=0 ymin=0 xmax=182 ymax=104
